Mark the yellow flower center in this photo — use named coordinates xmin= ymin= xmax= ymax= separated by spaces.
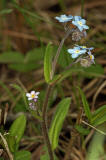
xmin=78 ymin=21 xmax=83 ymax=26
xmin=31 ymin=94 xmax=35 ymax=98
xmin=75 ymin=50 xmax=80 ymax=53
xmin=62 ymin=17 xmax=67 ymax=20
xmin=82 ymin=46 xmax=86 ymax=48
xmin=89 ymin=55 xmax=93 ymax=60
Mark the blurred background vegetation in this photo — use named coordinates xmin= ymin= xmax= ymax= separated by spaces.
xmin=0 ymin=0 xmax=106 ymax=159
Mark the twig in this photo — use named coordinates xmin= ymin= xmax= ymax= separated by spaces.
xmin=0 ymin=133 xmax=13 ymax=160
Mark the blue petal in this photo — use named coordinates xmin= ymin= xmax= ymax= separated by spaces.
xmin=89 ymin=47 xmax=94 ymax=50
xmin=71 ymin=53 xmax=79 ymax=58
xmin=88 ymin=51 xmax=91 ymax=55
xmin=74 ymin=46 xmax=80 ymax=50
xmin=72 ymin=21 xmax=78 ymax=26
xmin=68 ymin=15 xmax=73 ymax=19
xmin=55 ymin=17 xmax=60 ymax=20
xmin=74 ymin=16 xmax=81 ymax=21
xmin=83 ymin=25 xmax=89 ymax=29
xmin=80 ymin=19 xmax=86 ymax=24
xmin=67 ymin=49 xmax=75 ymax=54
xmin=78 ymin=25 xmax=83 ymax=32
xmin=80 ymin=49 xmax=86 ymax=53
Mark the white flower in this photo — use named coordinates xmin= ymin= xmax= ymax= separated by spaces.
xmin=26 ymin=91 xmax=40 ymax=101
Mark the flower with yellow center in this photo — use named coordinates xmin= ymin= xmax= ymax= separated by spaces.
xmin=67 ymin=46 xmax=86 ymax=58
xmin=75 ymin=50 xmax=80 ymax=53
xmin=72 ymin=16 xmax=89 ymax=32
xmin=26 ymin=91 xmax=40 ymax=101
xmin=88 ymin=51 xmax=95 ymax=64
xmin=78 ymin=21 xmax=83 ymax=26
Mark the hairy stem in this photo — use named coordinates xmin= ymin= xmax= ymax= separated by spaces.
xmin=42 ymin=85 xmax=54 ymax=160
xmin=51 ymin=29 xmax=72 ymax=78
xmin=42 ymin=28 xmax=71 ymax=160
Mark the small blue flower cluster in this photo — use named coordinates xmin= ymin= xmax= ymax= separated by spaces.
xmin=55 ymin=14 xmax=95 ymax=64
xmin=55 ymin=15 xmax=89 ymax=32
xmin=67 ymin=45 xmax=94 ymax=63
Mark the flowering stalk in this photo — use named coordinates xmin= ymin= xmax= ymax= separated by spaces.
xmin=42 ymin=85 xmax=54 ymax=160
xmin=32 ymin=14 xmax=93 ymax=160
xmin=41 ymin=26 xmax=73 ymax=160
xmin=51 ymin=28 xmax=72 ymax=78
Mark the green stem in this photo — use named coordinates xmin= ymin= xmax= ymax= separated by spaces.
xmin=42 ymin=28 xmax=71 ymax=160
xmin=51 ymin=29 xmax=72 ymax=79
xmin=42 ymin=85 xmax=54 ymax=160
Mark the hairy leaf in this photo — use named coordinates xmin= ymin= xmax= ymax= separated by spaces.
xmin=49 ymin=98 xmax=71 ymax=150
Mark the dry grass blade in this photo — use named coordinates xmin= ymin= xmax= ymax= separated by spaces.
xmin=92 ymin=80 xmax=106 ymax=110
xmin=0 ymin=133 xmax=13 ymax=160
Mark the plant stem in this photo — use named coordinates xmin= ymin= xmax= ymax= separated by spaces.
xmin=42 ymin=28 xmax=71 ymax=160
xmin=51 ymin=29 xmax=72 ymax=79
xmin=81 ymin=0 xmax=84 ymax=17
xmin=42 ymin=85 xmax=54 ymax=160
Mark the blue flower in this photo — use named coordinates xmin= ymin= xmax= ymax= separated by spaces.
xmin=67 ymin=47 xmax=86 ymax=58
xmin=72 ymin=16 xmax=89 ymax=32
xmin=55 ymin=14 xmax=73 ymax=23
xmin=88 ymin=51 xmax=95 ymax=63
xmin=75 ymin=45 xmax=94 ymax=51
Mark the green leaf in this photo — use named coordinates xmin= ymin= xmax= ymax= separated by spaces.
xmin=0 ymin=9 xmax=13 ymax=15
xmin=9 ymin=114 xmax=26 ymax=144
xmin=7 ymin=135 xmax=16 ymax=152
xmin=11 ymin=84 xmax=23 ymax=93
xmin=40 ymin=147 xmax=58 ymax=160
xmin=0 ymin=158 xmax=4 ymax=160
xmin=83 ymin=64 xmax=104 ymax=78
xmin=25 ymin=47 xmax=45 ymax=63
xmin=0 ymin=52 xmax=24 ymax=63
xmin=0 ymin=81 xmax=15 ymax=101
xmin=92 ymin=105 xmax=106 ymax=118
xmin=86 ymin=128 xmax=106 ymax=160
xmin=49 ymin=74 xmax=61 ymax=85
xmin=9 ymin=63 xmax=40 ymax=72
xmin=75 ymin=125 xmax=90 ymax=135
xmin=44 ymin=43 xmax=53 ymax=83
xmin=53 ymin=46 xmax=71 ymax=68
xmin=78 ymin=87 xmax=92 ymax=122
xmin=59 ymin=64 xmax=104 ymax=83
xmin=91 ymin=105 xmax=106 ymax=126
xmin=92 ymin=115 xmax=106 ymax=127
xmin=14 ymin=150 xmax=31 ymax=160
xmin=49 ymin=98 xmax=71 ymax=150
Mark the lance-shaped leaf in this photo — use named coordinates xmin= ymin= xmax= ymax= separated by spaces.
xmin=44 ymin=43 xmax=53 ymax=83
xmin=78 ymin=87 xmax=92 ymax=122
xmin=9 ymin=114 xmax=26 ymax=151
xmin=14 ymin=150 xmax=31 ymax=160
xmin=91 ymin=105 xmax=106 ymax=126
xmin=49 ymin=98 xmax=71 ymax=150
